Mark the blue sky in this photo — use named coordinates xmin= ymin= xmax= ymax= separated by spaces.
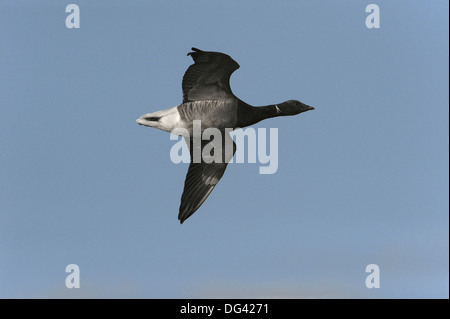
xmin=1 ymin=0 xmax=448 ymax=298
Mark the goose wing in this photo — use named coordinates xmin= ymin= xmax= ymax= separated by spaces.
xmin=178 ymin=132 xmax=236 ymax=223
xmin=182 ymin=47 xmax=240 ymax=103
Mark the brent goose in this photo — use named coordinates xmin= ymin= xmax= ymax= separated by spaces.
xmin=137 ymin=48 xmax=314 ymax=223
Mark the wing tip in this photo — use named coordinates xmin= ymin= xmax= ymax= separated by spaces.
xmin=178 ymin=209 xmax=191 ymax=224
xmin=178 ymin=204 xmax=196 ymax=224
xmin=187 ymin=47 xmax=202 ymax=56
xmin=178 ymin=202 xmax=191 ymax=224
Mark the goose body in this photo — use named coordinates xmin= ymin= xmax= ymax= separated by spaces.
xmin=137 ymin=48 xmax=314 ymax=223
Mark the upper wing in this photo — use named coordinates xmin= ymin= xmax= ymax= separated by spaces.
xmin=182 ymin=47 xmax=240 ymax=103
xmin=178 ymin=132 xmax=236 ymax=223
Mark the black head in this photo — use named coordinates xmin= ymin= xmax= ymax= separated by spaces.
xmin=277 ymin=100 xmax=315 ymax=115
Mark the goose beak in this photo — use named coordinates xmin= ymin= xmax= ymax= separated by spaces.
xmin=302 ymin=103 xmax=315 ymax=112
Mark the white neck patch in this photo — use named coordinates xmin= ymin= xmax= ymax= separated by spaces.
xmin=275 ymin=104 xmax=282 ymax=114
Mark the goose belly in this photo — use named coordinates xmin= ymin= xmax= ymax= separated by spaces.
xmin=179 ymin=100 xmax=237 ymax=131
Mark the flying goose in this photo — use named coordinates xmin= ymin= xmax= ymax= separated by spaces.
xmin=137 ymin=48 xmax=314 ymax=223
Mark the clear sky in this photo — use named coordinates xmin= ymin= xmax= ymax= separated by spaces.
xmin=1 ymin=0 xmax=448 ymax=298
